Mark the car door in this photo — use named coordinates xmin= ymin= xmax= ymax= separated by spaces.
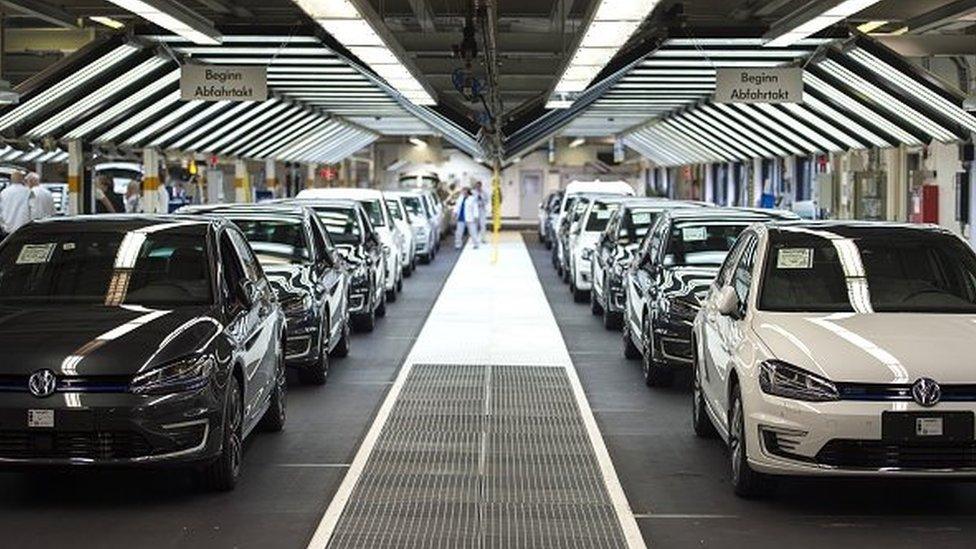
xmin=628 ymin=220 xmax=664 ymax=336
xmin=219 ymin=230 xmax=263 ymax=424
xmin=228 ymin=229 xmax=277 ymax=424
xmin=713 ymin=232 xmax=759 ymax=422
xmin=594 ymin=209 xmax=618 ymax=300
xmin=310 ymin=216 xmax=344 ymax=341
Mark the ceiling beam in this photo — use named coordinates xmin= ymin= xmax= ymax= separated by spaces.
xmin=905 ymin=0 xmax=976 ymax=34
xmin=0 ymin=0 xmax=77 ymax=28
xmin=407 ymin=0 xmax=436 ymax=32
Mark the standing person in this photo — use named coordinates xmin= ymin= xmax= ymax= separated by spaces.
xmin=0 ymin=171 xmax=31 ymax=237
xmin=25 ymin=172 xmax=55 ymax=220
xmin=453 ymin=187 xmax=481 ymax=250
xmin=95 ymin=175 xmax=124 ymax=213
xmin=474 ymin=180 xmax=490 ymax=243
xmin=124 ymin=180 xmax=142 ymax=213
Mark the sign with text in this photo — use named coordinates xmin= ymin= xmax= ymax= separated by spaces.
xmin=180 ymin=65 xmax=267 ymax=102
xmin=714 ymin=68 xmax=803 ymax=104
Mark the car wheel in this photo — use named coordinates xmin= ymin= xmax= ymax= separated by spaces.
xmin=622 ymin=316 xmax=641 ymax=360
xmin=332 ymin=320 xmax=351 ymax=357
xmin=353 ymin=310 xmax=375 ymax=332
xmin=729 ymin=383 xmax=771 ymax=498
xmin=692 ymin=346 xmax=716 ymax=438
xmin=261 ymin=347 xmax=288 ymax=430
xmin=572 ymin=286 xmax=588 ymax=303
xmin=201 ymin=375 xmax=243 ymax=492
xmin=643 ymin=317 xmax=674 ymax=387
xmin=396 ymin=272 xmax=404 ymax=293
xmin=298 ymin=326 xmax=329 ymax=386
xmin=420 ymin=252 xmax=431 ymax=264
xmin=404 ymin=261 xmax=413 ymax=277
xmin=590 ymin=286 xmax=604 ymax=315
xmin=377 ymin=291 xmax=387 ymax=317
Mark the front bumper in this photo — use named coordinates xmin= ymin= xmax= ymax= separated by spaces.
xmin=744 ymin=386 xmax=976 ymax=476
xmin=652 ymin=316 xmax=694 ymax=365
xmin=574 ymin=260 xmax=592 ymax=290
xmin=605 ymin=275 xmax=625 ymax=313
xmin=283 ymin=309 xmax=321 ymax=365
xmin=0 ymin=387 xmax=223 ymax=466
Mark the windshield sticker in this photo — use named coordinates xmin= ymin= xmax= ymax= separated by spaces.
xmin=16 ymin=243 xmax=56 ymax=265
xmin=62 ymin=242 xmax=76 ymax=251
xmin=682 ymin=227 xmax=707 ymax=242
xmin=595 ymin=209 xmax=613 ymax=219
xmin=632 ymin=212 xmax=652 ymax=224
xmin=777 ymin=248 xmax=814 ymax=269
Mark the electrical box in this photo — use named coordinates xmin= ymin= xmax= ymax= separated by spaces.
xmin=910 ymin=184 xmax=939 ymax=224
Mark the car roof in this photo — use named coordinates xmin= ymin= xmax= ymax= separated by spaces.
xmin=297 ymin=188 xmax=383 ymax=200
xmin=763 ymin=220 xmax=954 ymax=239
xmin=565 ymin=180 xmax=634 ymax=195
xmin=286 ymin=198 xmax=362 ymax=210
xmin=662 ymin=208 xmax=777 ymax=223
xmin=25 ymin=214 xmax=218 ymax=234
xmin=179 ymin=203 xmax=310 ymax=222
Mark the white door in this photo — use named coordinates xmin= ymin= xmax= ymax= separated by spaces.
xmin=519 ymin=171 xmax=543 ymax=220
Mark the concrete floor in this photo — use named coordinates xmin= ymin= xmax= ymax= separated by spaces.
xmin=524 ymin=233 xmax=976 ymax=549
xmin=0 ymin=245 xmax=461 ymax=549
xmin=4 ymin=233 xmax=976 ymax=548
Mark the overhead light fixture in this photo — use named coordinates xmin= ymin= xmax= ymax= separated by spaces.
xmin=765 ymin=0 xmax=884 ymax=47
xmin=546 ymin=99 xmax=574 ymax=109
xmin=409 ymin=136 xmax=427 ymax=148
xmin=856 ymin=20 xmax=887 ymax=33
xmin=569 ymin=137 xmax=585 ymax=148
xmin=104 ymin=0 xmax=222 ymax=45
xmin=90 ymin=16 xmax=126 ymax=29
xmin=294 ymin=0 xmax=436 ymax=106
xmin=549 ymin=0 xmax=662 ymax=104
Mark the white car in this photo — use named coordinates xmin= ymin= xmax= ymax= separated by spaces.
xmin=390 ymin=190 xmax=437 ymax=264
xmin=384 ymin=195 xmax=417 ymax=277
xmin=693 ymin=221 xmax=976 ymax=497
xmin=568 ymin=196 xmax=627 ymax=302
xmin=297 ymin=188 xmax=404 ymax=300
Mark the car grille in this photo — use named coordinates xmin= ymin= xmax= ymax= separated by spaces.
xmin=0 ymin=430 xmax=154 ymax=460
xmin=816 ymin=439 xmax=976 ymax=470
xmin=286 ymin=335 xmax=313 ymax=359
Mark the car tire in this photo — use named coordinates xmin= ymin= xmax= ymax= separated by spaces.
xmin=729 ymin=383 xmax=771 ymax=498
xmin=396 ymin=273 xmax=404 ymax=293
xmin=573 ymin=286 xmax=588 ymax=304
xmin=603 ymin=310 xmax=622 ymax=330
xmin=643 ymin=317 xmax=674 ymax=387
xmin=352 ymin=306 xmax=375 ymax=332
xmin=377 ymin=291 xmax=387 ymax=317
xmin=590 ymin=287 xmax=603 ymax=315
xmin=298 ymin=329 xmax=329 ymax=386
xmin=261 ymin=349 xmax=288 ymax=431
xmin=331 ymin=320 xmax=351 ymax=358
xmin=404 ymin=262 xmax=413 ymax=277
xmin=692 ymin=346 xmax=716 ymax=438
xmin=201 ymin=376 xmax=243 ymax=492
xmin=622 ymin=317 xmax=641 ymax=360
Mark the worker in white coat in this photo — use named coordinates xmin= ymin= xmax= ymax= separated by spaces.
xmin=473 ymin=180 xmax=490 ymax=243
xmin=26 ymin=172 xmax=55 ymax=220
xmin=453 ymin=187 xmax=481 ymax=249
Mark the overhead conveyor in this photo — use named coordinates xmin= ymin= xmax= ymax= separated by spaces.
xmin=0 ymin=27 xmax=485 ymax=164
xmin=618 ymin=34 xmax=976 ymax=167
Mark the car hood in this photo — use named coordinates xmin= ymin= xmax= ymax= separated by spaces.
xmin=661 ymin=266 xmax=719 ymax=302
xmin=335 ymin=244 xmax=367 ymax=266
xmin=0 ymin=304 xmax=222 ymax=377
xmin=752 ymin=312 xmax=976 ymax=384
xmin=609 ymin=242 xmax=640 ymax=269
xmin=574 ymin=232 xmax=600 ymax=252
xmin=263 ymin=263 xmax=312 ymax=298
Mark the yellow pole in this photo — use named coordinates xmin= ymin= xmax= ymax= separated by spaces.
xmin=67 ymin=140 xmax=82 ymax=215
xmin=491 ymin=163 xmax=502 ymax=264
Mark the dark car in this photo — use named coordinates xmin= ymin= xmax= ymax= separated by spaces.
xmin=179 ymin=204 xmax=350 ymax=385
xmin=591 ymin=199 xmax=705 ymax=329
xmin=289 ymin=199 xmax=387 ymax=332
xmin=623 ymin=209 xmax=781 ymax=386
xmin=0 ymin=216 xmax=286 ymax=490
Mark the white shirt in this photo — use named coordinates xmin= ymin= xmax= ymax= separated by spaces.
xmin=454 ymin=194 xmax=481 ymax=224
xmin=29 ymin=185 xmax=55 ymax=220
xmin=0 ymin=183 xmax=31 ymax=233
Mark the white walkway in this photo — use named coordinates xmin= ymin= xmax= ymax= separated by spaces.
xmin=307 ymin=232 xmax=645 ymax=548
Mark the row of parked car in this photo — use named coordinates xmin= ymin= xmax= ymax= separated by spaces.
xmin=540 ymin=183 xmax=976 ymax=497
xmin=0 ymin=186 xmax=449 ymax=491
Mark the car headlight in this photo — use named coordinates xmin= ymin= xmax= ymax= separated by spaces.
xmin=350 ymin=265 xmax=369 ymax=287
xmin=759 ymin=360 xmax=839 ymax=402
xmin=666 ymin=296 xmax=701 ymax=320
xmin=611 ymin=259 xmax=631 ymax=277
xmin=281 ymin=293 xmax=312 ymax=315
xmin=131 ymin=356 xmax=214 ymax=395
xmin=581 ymin=248 xmax=594 ymax=261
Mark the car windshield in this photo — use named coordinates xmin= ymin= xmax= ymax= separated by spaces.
xmin=0 ymin=228 xmax=212 ymax=305
xmin=664 ymin=222 xmax=750 ymax=267
xmin=621 ymin=208 xmax=660 ymax=244
xmin=586 ymin=202 xmax=616 ymax=231
xmin=759 ymin=230 xmax=976 ymax=313
xmin=225 ymin=217 xmax=309 ymax=265
xmin=359 ymin=199 xmax=385 ymax=227
xmin=402 ymin=196 xmax=425 ymax=218
xmin=385 ymin=200 xmax=405 ymax=222
xmin=562 ymin=196 xmax=578 ymax=216
xmin=313 ymin=208 xmax=362 ymax=246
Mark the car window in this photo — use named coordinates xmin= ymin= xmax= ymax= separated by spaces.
xmin=0 ymin=227 xmax=213 ymax=305
xmin=663 ymin=222 xmax=751 ymax=267
xmin=314 ymin=207 xmax=362 ymax=246
xmin=716 ymin=232 xmax=750 ymax=288
xmin=586 ymin=201 xmax=616 ymax=231
xmin=732 ymin=233 xmax=758 ymax=310
xmin=402 ymin=196 xmax=425 ymax=218
xmin=224 ymin=216 xmax=309 ymax=265
xmin=385 ymin=199 xmax=405 ymax=222
xmin=359 ymin=199 xmax=385 ymax=227
xmin=219 ymin=232 xmax=247 ymax=303
xmin=228 ymin=230 xmax=263 ymax=282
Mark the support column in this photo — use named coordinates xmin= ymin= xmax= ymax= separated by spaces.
xmin=142 ymin=147 xmax=161 ymax=213
xmin=265 ymin=158 xmax=277 ymax=198
xmin=234 ymin=159 xmax=248 ymax=203
xmin=67 ymin=140 xmax=83 ymax=215
xmin=307 ymin=163 xmax=317 ymax=189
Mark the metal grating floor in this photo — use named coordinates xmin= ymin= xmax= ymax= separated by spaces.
xmin=326 ymin=363 xmax=629 ymax=549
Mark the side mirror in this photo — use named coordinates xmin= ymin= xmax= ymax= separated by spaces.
xmin=237 ymin=280 xmax=257 ymax=308
xmin=716 ymin=286 xmax=740 ymax=318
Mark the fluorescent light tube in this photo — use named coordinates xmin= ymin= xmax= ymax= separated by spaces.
xmin=105 ymin=0 xmax=221 ymax=45
xmin=90 ymin=16 xmax=126 ymax=29
xmin=765 ymin=0 xmax=884 ymax=47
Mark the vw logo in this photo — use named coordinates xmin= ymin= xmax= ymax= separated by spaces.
xmin=911 ymin=377 xmax=941 ymax=407
xmin=27 ymin=369 xmax=57 ymax=398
